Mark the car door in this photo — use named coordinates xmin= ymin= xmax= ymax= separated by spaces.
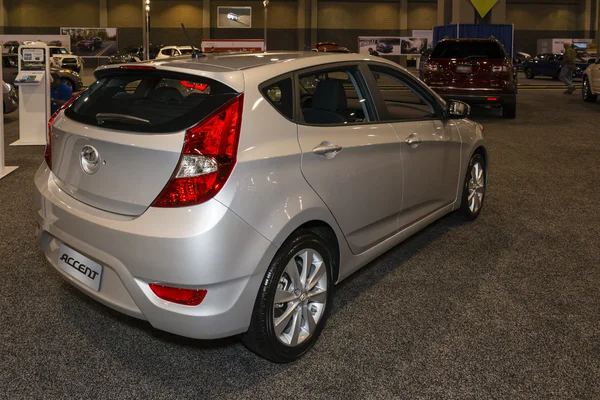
xmin=366 ymin=63 xmax=462 ymax=229
xmin=296 ymin=63 xmax=404 ymax=254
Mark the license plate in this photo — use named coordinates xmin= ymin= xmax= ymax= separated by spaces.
xmin=456 ymin=65 xmax=472 ymax=73
xmin=57 ymin=244 xmax=103 ymax=291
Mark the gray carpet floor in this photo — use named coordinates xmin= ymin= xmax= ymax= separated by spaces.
xmin=1 ymin=91 xmax=599 ymax=399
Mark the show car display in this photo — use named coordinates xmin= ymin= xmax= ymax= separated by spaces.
xmin=35 ymin=51 xmax=487 ymax=363
xmin=107 ymin=45 xmax=162 ymax=64
xmin=49 ymin=46 xmax=84 ymax=73
xmin=2 ymin=53 xmax=83 ymax=92
xmin=155 ymin=45 xmax=196 ymax=59
xmin=422 ymin=38 xmax=518 ymax=118
xmin=582 ymin=57 xmax=600 ymax=102
xmin=523 ymin=53 xmax=592 ymax=80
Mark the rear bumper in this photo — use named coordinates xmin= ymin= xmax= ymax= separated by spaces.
xmin=434 ymin=90 xmax=516 ymax=106
xmin=33 ymin=163 xmax=278 ymax=339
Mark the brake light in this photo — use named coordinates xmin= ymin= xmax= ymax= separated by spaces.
xmin=46 ymin=92 xmax=82 ymax=170
xmin=149 ymin=284 xmax=207 ymax=306
xmin=151 ymin=93 xmax=244 ymax=207
xmin=487 ymin=97 xmax=498 ymax=101
xmin=119 ymin=65 xmax=156 ymax=70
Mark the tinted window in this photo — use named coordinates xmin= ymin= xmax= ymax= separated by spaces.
xmin=180 ymin=49 xmax=194 ymax=55
xmin=161 ymin=49 xmax=172 ymax=56
xmin=65 ymin=71 xmax=237 ymax=133
xmin=431 ymin=41 xmax=506 ymax=59
xmin=298 ymin=68 xmax=371 ymax=125
xmin=261 ymin=78 xmax=293 ymax=119
xmin=369 ymin=66 xmax=436 ymax=121
xmin=50 ymin=48 xmax=69 ymax=55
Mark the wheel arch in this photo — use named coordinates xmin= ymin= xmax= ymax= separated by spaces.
xmin=271 ymin=212 xmax=345 ymax=284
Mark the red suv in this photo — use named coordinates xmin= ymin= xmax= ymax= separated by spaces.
xmin=422 ymin=38 xmax=517 ymax=118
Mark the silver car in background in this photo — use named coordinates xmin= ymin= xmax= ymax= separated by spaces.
xmin=34 ymin=52 xmax=487 ymax=362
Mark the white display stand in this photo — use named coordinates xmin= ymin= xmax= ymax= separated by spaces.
xmin=11 ymin=43 xmax=51 ymax=146
xmin=0 ymin=40 xmax=19 ymax=180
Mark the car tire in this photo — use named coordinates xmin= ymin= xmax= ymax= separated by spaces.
xmin=582 ymin=77 xmax=598 ymax=103
xmin=524 ymin=68 xmax=534 ymax=79
xmin=502 ymin=103 xmax=516 ymax=119
xmin=459 ymin=153 xmax=486 ymax=221
xmin=243 ymin=229 xmax=334 ymax=363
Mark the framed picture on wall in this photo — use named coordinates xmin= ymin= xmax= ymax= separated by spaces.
xmin=217 ymin=6 xmax=252 ymax=28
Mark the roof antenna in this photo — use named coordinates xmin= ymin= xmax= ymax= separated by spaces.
xmin=181 ymin=23 xmax=203 ymax=58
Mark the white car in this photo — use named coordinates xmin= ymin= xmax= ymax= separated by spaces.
xmin=582 ymin=58 xmax=600 ymax=102
xmin=49 ymin=47 xmax=84 ymax=73
xmin=227 ymin=12 xmax=239 ymax=21
xmin=155 ymin=46 xmax=196 ymax=59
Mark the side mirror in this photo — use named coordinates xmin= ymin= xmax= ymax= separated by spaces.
xmin=447 ymin=100 xmax=470 ymax=119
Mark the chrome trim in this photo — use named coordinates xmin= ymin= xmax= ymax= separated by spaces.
xmin=431 ymin=87 xmax=504 ymax=91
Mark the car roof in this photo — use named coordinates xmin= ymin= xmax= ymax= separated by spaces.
xmin=147 ymin=51 xmax=375 ymax=71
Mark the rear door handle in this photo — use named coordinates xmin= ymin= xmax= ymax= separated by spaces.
xmin=313 ymin=141 xmax=343 ymax=159
xmin=406 ymin=136 xmax=422 ymax=147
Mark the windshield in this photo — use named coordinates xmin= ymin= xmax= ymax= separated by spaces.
xmin=50 ymin=48 xmax=69 ymax=55
xmin=65 ymin=71 xmax=238 ymax=133
xmin=431 ymin=41 xmax=506 ymax=59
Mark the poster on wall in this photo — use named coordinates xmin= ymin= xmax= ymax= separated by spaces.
xmin=358 ymin=36 xmax=428 ymax=56
xmin=201 ymin=39 xmax=264 ymax=52
xmin=412 ymin=30 xmax=433 ymax=49
xmin=401 ymin=38 xmax=428 ymax=54
xmin=60 ymin=27 xmax=118 ymax=57
xmin=358 ymin=37 xmax=401 ymax=55
xmin=1 ymin=35 xmax=71 ymax=53
xmin=217 ymin=7 xmax=252 ymax=28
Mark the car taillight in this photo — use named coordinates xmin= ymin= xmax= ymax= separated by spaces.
xmin=149 ymin=284 xmax=207 ymax=306
xmin=46 ymin=92 xmax=82 ymax=170
xmin=424 ymin=63 xmax=439 ymax=72
xmin=152 ymin=93 xmax=244 ymax=207
xmin=491 ymin=65 xmax=511 ymax=73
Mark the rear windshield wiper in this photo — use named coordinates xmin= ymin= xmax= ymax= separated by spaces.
xmin=96 ymin=113 xmax=151 ymax=125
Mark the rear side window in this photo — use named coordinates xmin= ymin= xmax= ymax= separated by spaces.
xmin=261 ymin=78 xmax=293 ymax=119
xmin=431 ymin=41 xmax=506 ymax=59
xmin=298 ymin=68 xmax=372 ymax=125
xmin=65 ymin=71 xmax=238 ymax=133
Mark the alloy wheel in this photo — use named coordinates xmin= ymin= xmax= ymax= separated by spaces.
xmin=467 ymin=161 xmax=485 ymax=214
xmin=272 ymin=249 xmax=328 ymax=347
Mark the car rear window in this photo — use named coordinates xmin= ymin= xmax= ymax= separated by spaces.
xmin=64 ymin=70 xmax=238 ymax=133
xmin=431 ymin=41 xmax=506 ymax=59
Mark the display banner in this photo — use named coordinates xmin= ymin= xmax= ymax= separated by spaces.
xmin=60 ymin=27 xmax=118 ymax=57
xmin=358 ymin=37 xmax=428 ymax=56
xmin=201 ymin=39 xmax=264 ymax=52
xmin=0 ymin=35 xmax=70 ymax=53
xmin=217 ymin=7 xmax=252 ymax=28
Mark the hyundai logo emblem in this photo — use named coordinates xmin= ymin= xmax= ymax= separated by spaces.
xmin=80 ymin=145 xmax=101 ymax=175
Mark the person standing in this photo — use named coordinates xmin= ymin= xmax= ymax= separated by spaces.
xmin=560 ymin=42 xmax=577 ymax=94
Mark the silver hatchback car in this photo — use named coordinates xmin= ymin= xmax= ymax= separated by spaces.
xmin=34 ymin=52 xmax=487 ymax=362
